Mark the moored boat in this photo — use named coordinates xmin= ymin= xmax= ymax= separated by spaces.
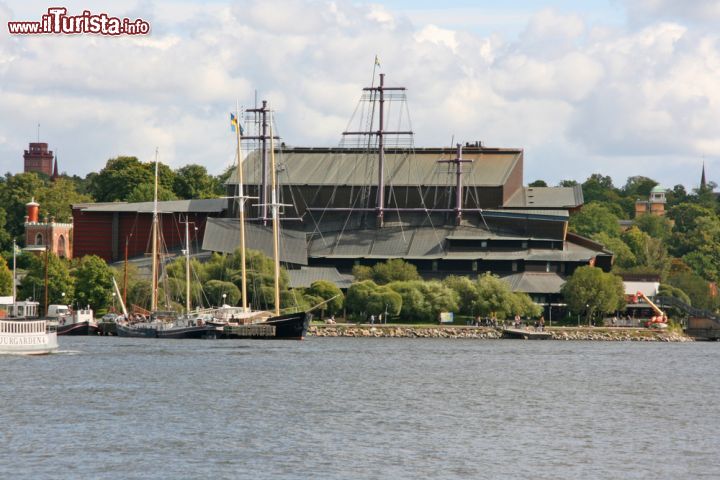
xmin=57 ymin=307 xmax=99 ymax=336
xmin=0 ymin=318 xmax=58 ymax=355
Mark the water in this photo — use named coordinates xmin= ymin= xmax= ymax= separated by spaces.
xmin=1 ymin=337 xmax=718 ymax=480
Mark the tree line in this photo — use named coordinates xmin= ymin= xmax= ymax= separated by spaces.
xmin=0 ymin=156 xmax=231 ymax=256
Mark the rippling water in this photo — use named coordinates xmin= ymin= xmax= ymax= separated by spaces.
xmin=1 ymin=337 xmax=718 ymax=479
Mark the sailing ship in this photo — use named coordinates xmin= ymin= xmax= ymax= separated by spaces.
xmin=116 ymin=152 xmax=210 ymax=339
xmin=207 ymin=103 xmax=310 ymax=340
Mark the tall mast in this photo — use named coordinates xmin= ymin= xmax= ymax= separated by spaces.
xmin=123 ymin=235 xmax=129 ymax=309
xmin=245 ymin=101 xmax=275 ymax=224
xmin=342 ymin=73 xmax=412 ymax=227
xmin=184 ymin=217 xmax=191 ymax=314
xmin=269 ymin=119 xmax=281 ymax=316
xmin=150 ymin=148 xmax=159 ymax=311
xmin=235 ymin=102 xmax=250 ymax=312
xmin=438 ymin=144 xmax=472 ymax=225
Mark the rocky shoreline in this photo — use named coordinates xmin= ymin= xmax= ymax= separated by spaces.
xmin=309 ymin=324 xmax=694 ymax=342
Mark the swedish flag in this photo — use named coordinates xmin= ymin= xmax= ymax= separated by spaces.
xmin=230 ymin=113 xmax=243 ymax=134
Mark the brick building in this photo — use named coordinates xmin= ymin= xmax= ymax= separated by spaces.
xmin=23 ymin=142 xmax=55 ymax=177
xmin=23 ymin=199 xmax=73 ymax=258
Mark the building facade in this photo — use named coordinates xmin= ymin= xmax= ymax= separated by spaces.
xmin=23 ymin=142 xmax=55 ymax=177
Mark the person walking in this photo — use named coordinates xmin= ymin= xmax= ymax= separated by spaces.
xmin=370 ymin=314 xmax=375 ymax=325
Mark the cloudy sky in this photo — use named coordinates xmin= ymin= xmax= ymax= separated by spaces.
xmin=1 ymin=0 xmax=719 ymax=189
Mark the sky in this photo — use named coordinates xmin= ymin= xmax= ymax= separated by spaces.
xmin=1 ymin=0 xmax=720 ymax=189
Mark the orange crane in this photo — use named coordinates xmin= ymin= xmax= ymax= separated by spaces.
xmin=636 ymin=291 xmax=668 ymax=327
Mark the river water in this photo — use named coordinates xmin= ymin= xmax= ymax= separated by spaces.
xmin=1 ymin=337 xmax=718 ymax=479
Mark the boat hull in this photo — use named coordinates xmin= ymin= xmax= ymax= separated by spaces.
xmin=221 ymin=312 xmax=311 ymax=340
xmin=0 ymin=320 xmax=58 ymax=355
xmin=156 ymin=325 xmax=211 ymax=339
xmin=116 ymin=323 xmax=158 ymax=338
xmin=57 ymin=321 xmax=100 ymax=336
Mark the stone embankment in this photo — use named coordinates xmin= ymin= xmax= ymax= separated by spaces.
xmin=309 ymin=324 xmax=693 ymax=341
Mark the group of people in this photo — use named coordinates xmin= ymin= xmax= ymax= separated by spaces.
xmin=512 ymin=314 xmax=545 ymax=331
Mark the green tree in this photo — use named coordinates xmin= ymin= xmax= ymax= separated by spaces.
xmin=204 ymin=280 xmax=241 ymax=306
xmin=126 ymin=183 xmax=178 ymax=203
xmin=472 ymin=273 xmax=538 ymax=319
xmin=0 ymin=207 xmax=11 ymax=252
xmin=173 ymin=164 xmax=222 ymax=199
xmin=38 ymin=177 xmax=93 ymax=223
xmin=345 ymin=280 xmax=402 ymax=319
xmin=0 ymin=172 xmax=46 ymax=240
xmin=592 ymin=232 xmax=636 ymax=269
xmin=0 ymin=255 xmax=12 ymax=295
xmin=442 ymin=275 xmax=480 ymax=316
xmin=569 ymin=202 xmax=621 ymax=238
xmin=387 ymin=280 xmax=458 ymax=322
xmin=529 ymin=180 xmax=547 ymax=187
xmin=371 ymin=259 xmax=421 ymax=284
xmin=18 ymin=252 xmax=74 ymax=313
xmin=622 ymin=176 xmax=658 ymax=198
xmin=633 ymin=214 xmax=672 ymax=242
xmin=304 ymin=280 xmax=344 ymax=317
xmin=620 ymin=226 xmax=670 ymax=276
xmin=72 ymin=255 xmax=114 ymax=311
xmin=558 ymin=180 xmax=578 ymax=187
xmin=351 ymin=264 xmax=373 ymax=281
xmin=658 ymin=283 xmax=692 ymax=306
xmin=561 ymin=266 xmax=625 ymax=325
xmin=386 ymin=281 xmax=428 ymax=321
xmin=667 ymin=271 xmax=720 ymax=311
xmin=88 ymin=156 xmax=176 ymax=202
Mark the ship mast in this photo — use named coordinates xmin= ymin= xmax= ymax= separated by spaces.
xmin=184 ymin=218 xmax=191 ymax=314
xmin=234 ymin=103 xmax=250 ymax=312
xmin=342 ymin=73 xmax=412 ymax=227
xmin=269 ymin=120 xmax=281 ymax=316
xmin=438 ymin=144 xmax=472 ymax=225
xmin=150 ymin=148 xmax=159 ymax=312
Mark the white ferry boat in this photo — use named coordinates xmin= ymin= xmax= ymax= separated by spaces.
xmin=0 ymin=299 xmax=59 ymax=355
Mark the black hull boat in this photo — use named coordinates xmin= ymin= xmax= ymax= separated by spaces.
xmin=116 ymin=323 xmax=159 ymax=338
xmin=216 ymin=311 xmax=311 ymax=340
xmin=57 ymin=321 xmax=99 ymax=336
xmin=156 ymin=324 xmax=210 ymax=339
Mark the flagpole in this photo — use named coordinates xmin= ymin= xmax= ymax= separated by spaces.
xmin=12 ymin=239 xmax=17 ymax=303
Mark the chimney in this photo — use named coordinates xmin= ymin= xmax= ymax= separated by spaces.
xmin=26 ymin=198 xmax=39 ymax=223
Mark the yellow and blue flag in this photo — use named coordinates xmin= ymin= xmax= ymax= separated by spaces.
xmin=230 ymin=113 xmax=243 ymax=134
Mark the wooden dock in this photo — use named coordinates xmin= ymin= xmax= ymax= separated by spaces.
xmin=501 ymin=328 xmax=552 ymax=340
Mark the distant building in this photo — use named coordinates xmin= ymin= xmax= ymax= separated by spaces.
xmin=71 ymin=199 xmax=225 ymax=262
xmin=23 ymin=198 xmax=72 ymax=259
xmin=23 ymin=142 xmax=55 ymax=177
xmin=635 ymin=186 xmax=667 ymax=217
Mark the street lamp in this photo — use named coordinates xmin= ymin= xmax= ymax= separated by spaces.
xmin=61 ymin=291 xmax=66 ymax=305
xmin=222 ymin=293 xmax=227 ymax=306
xmin=112 ymin=292 xmax=116 ymax=312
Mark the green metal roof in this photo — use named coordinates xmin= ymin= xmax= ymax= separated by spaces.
xmin=503 ymin=185 xmax=584 ymax=209
xmin=227 ymin=147 xmax=522 ymax=187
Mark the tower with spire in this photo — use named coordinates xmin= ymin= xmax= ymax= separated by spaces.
xmin=701 ymin=162 xmax=707 ymax=190
xmin=23 ymin=142 xmax=55 ymax=177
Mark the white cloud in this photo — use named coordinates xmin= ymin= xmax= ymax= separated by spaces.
xmin=0 ymin=0 xmax=718 ymax=190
